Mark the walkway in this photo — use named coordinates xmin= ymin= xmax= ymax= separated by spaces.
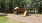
xmin=6 ymin=14 xmax=42 ymax=23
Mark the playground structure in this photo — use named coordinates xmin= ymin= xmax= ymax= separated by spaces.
xmin=14 ymin=7 xmax=25 ymax=14
xmin=14 ymin=7 xmax=29 ymax=16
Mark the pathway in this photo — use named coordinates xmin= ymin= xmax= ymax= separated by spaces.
xmin=6 ymin=14 xmax=42 ymax=23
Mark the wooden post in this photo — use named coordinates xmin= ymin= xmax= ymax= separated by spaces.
xmin=35 ymin=8 xmax=36 ymax=15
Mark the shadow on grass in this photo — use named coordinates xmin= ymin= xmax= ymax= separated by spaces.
xmin=0 ymin=15 xmax=7 ymax=16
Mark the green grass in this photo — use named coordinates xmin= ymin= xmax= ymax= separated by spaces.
xmin=0 ymin=16 xmax=25 ymax=23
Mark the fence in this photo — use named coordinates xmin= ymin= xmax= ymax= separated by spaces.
xmin=28 ymin=8 xmax=42 ymax=14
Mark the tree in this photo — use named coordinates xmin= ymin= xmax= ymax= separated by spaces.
xmin=32 ymin=0 xmax=42 ymax=14
xmin=0 ymin=0 xmax=6 ymax=8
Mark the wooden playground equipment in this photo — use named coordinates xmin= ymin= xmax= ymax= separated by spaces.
xmin=14 ymin=7 xmax=29 ymax=16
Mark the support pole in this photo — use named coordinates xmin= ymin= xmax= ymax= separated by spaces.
xmin=35 ymin=8 xmax=36 ymax=15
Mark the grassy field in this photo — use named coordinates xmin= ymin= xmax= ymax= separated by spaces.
xmin=0 ymin=16 xmax=25 ymax=23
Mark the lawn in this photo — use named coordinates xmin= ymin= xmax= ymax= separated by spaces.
xmin=0 ymin=16 xmax=25 ymax=23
